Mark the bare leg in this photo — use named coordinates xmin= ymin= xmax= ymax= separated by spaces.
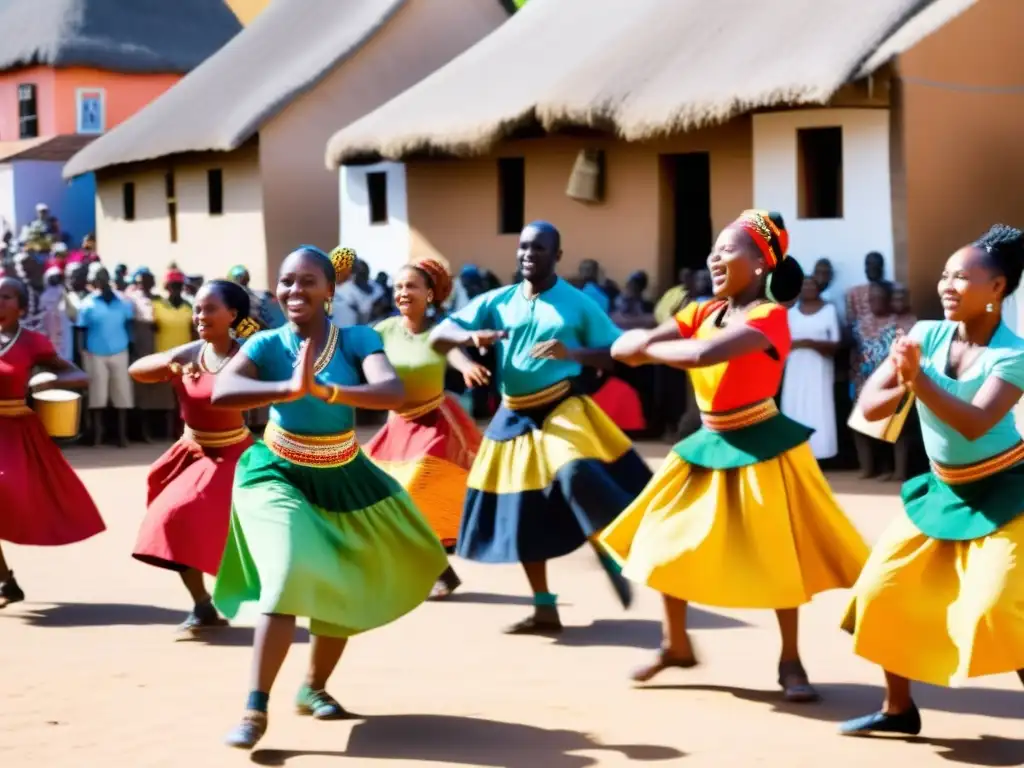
xmin=505 ymin=560 xmax=562 ymax=635
xmin=632 ymin=595 xmax=696 ymax=682
xmin=775 ymin=608 xmax=819 ymax=702
xmin=224 ymin=613 xmax=295 ymax=749
xmin=853 ymin=433 xmax=876 ymax=478
xmin=0 ymin=543 xmax=21 ymax=608
xmin=883 ymin=670 xmax=913 ymax=713
xmin=179 ymin=568 xmax=211 ymax=604
xmin=294 ymin=635 xmax=351 ymax=720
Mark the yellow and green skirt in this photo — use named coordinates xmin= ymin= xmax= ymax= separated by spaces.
xmin=843 ymin=451 xmax=1024 ymax=686
xmin=213 ymin=424 xmax=447 ymax=638
xmin=601 ymin=400 xmax=869 ymax=609
xmin=457 ymin=380 xmax=652 ymax=564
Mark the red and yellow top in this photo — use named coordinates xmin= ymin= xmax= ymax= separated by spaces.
xmin=674 ymin=300 xmax=791 ymax=413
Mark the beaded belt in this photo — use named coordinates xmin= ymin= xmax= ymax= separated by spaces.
xmin=931 ymin=441 xmax=1024 ymax=486
xmin=263 ymin=422 xmax=359 ymax=468
xmin=0 ymin=399 xmax=31 ymax=417
xmin=502 ymin=380 xmax=572 ymax=411
xmin=700 ymin=398 xmax=778 ymax=432
xmin=183 ymin=425 xmax=250 ymax=448
xmin=397 ymin=393 xmax=445 ymax=420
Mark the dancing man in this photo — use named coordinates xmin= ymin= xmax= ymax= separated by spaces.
xmin=601 ymin=211 xmax=869 ymax=701
xmin=429 ymin=221 xmax=652 ymax=634
xmin=211 ymin=246 xmax=446 ymax=749
xmin=129 ymin=280 xmax=260 ymax=635
xmin=841 ymin=224 xmax=1024 ymax=736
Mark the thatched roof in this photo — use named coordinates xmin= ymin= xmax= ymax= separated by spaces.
xmin=0 ymin=0 xmax=241 ymax=74
xmin=326 ymin=0 xmax=978 ymax=166
xmin=63 ymin=0 xmax=409 ymax=178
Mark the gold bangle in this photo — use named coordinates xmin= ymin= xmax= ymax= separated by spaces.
xmin=327 ymin=386 xmax=341 ymax=405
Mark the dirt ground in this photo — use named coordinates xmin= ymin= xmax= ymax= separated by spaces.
xmin=0 ymin=440 xmax=1021 ymax=768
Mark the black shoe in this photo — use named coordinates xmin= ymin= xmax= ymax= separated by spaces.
xmin=176 ymin=600 xmax=227 ymax=636
xmin=840 ymin=703 xmax=922 ymax=736
xmin=428 ymin=566 xmax=462 ymax=600
xmin=0 ymin=573 xmax=24 ymax=608
xmin=505 ymin=608 xmax=563 ymax=636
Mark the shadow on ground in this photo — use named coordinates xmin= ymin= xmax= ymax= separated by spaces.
xmin=0 ymin=602 xmax=309 ymax=644
xmin=639 ymin=681 xmax=1023 ymax=764
xmin=440 ymin=591 xmax=536 ymax=606
xmin=553 ymin=609 xmax=745 ymax=650
xmin=251 ymin=713 xmax=685 ymax=767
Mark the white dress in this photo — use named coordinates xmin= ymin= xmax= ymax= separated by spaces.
xmin=781 ymin=302 xmax=840 ymax=459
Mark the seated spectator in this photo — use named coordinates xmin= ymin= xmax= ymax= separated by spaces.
xmin=577 ymin=258 xmax=610 ymax=311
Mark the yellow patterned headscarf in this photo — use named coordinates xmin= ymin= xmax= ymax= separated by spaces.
xmin=329 ymin=247 xmax=356 ymax=282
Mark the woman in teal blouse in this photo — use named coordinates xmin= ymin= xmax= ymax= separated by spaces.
xmin=842 ymin=224 xmax=1024 ymax=737
xmin=211 ymin=246 xmax=446 ymax=750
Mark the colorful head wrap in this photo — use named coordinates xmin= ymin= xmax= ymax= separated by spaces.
xmin=228 ymin=265 xmax=248 ymax=281
xmin=329 ymin=246 xmax=356 ymax=282
xmin=164 ymin=268 xmax=185 ymax=285
xmin=411 ymin=258 xmax=453 ymax=305
xmin=733 ymin=209 xmax=789 ymax=271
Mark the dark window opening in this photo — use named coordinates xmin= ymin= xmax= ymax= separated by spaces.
xmin=797 ymin=127 xmax=843 ymax=219
xmin=122 ymin=182 xmax=136 ymax=221
xmin=18 ymin=84 xmax=38 ymax=139
xmin=207 ymin=169 xmax=224 ymax=216
xmin=498 ymin=157 xmax=525 ymax=234
xmin=165 ymin=171 xmax=178 ymax=243
xmin=367 ymin=171 xmax=388 ymax=225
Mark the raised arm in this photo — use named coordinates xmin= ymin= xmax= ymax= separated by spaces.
xmin=324 ymin=353 xmax=406 ymax=411
xmin=129 ymin=341 xmax=201 ymax=384
xmin=211 ymin=345 xmax=300 ymax=410
xmin=857 ymin=358 xmax=909 ymax=421
xmin=642 ymin=324 xmax=772 ymax=369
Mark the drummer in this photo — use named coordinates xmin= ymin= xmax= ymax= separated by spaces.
xmin=0 ymin=276 xmax=105 ymax=606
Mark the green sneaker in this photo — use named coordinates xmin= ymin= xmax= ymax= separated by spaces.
xmin=295 ymin=685 xmax=349 ymax=720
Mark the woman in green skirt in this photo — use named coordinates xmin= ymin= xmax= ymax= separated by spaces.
xmin=211 ymin=246 xmax=447 ymax=750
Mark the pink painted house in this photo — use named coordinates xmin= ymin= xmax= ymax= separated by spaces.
xmin=0 ymin=0 xmax=241 ymax=245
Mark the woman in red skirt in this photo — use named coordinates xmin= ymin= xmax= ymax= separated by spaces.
xmin=364 ymin=259 xmax=487 ymax=598
xmin=130 ymin=280 xmax=259 ymax=635
xmin=0 ymin=276 xmax=104 ymax=607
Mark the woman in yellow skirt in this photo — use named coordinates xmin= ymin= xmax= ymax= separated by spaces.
xmin=840 ymin=224 xmax=1024 ymax=736
xmin=602 ymin=211 xmax=869 ymax=701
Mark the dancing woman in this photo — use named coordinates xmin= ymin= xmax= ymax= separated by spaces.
xmin=129 ymin=280 xmax=260 ymax=635
xmin=601 ymin=211 xmax=869 ymax=700
xmin=364 ymin=258 xmax=488 ymax=598
xmin=429 ymin=221 xmax=652 ymax=634
xmin=210 ymin=246 xmax=446 ymax=750
xmin=0 ymin=276 xmax=105 ymax=606
xmin=840 ymin=224 xmax=1024 ymax=736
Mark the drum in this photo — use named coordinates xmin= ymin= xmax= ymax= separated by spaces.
xmin=32 ymin=390 xmax=82 ymax=438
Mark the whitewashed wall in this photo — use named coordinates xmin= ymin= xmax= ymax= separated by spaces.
xmin=0 ymin=165 xmax=15 ymax=238
xmin=753 ymin=109 xmax=895 ymax=318
xmin=338 ymin=162 xmax=410 ymax=279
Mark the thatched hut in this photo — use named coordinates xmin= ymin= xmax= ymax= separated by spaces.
xmin=64 ymin=0 xmax=509 ymax=288
xmin=327 ymin=0 xmax=1024 ymax=316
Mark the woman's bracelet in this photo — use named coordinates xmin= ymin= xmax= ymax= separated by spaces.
xmin=326 ymin=385 xmax=342 ymax=405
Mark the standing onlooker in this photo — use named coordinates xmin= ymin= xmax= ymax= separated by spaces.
xmin=146 ymin=268 xmax=194 ymax=439
xmin=781 ymin=277 xmax=840 ymax=459
xmin=14 ymin=252 xmax=45 ymax=333
xmin=850 ymin=281 xmax=907 ymax=480
xmin=113 ymin=263 xmax=130 ymax=293
xmin=891 ymin=283 xmax=917 ymax=334
xmin=183 ymin=274 xmax=204 ymax=302
xmin=691 ymin=268 xmax=714 ymax=302
xmin=227 ymin=265 xmax=284 ymax=328
xmin=40 ymin=264 xmax=73 ymax=361
xmin=845 ymin=251 xmax=887 ymax=331
xmin=577 ymin=258 xmax=610 ymax=311
xmin=66 ymin=234 xmax=99 ymax=267
xmin=78 ymin=264 xmax=135 ymax=447
xmin=332 ymin=255 xmax=385 ymax=326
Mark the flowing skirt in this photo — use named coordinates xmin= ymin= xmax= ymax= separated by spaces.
xmin=364 ymin=394 xmax=481 ymax=547
xmin=457 ymin=390 xmax=652 ymax=564
xmin=601 ymin=414 xmax=869 ymax=608
xmin=843 ymin=468 xmax=1024 ymax=686
xmin=0 ymin=412 xmax=105 ymax=545
xmin=213 ymin=441 xmax=447 ymax=637
xmin=133 ymin=432 xmax=253 ymax=575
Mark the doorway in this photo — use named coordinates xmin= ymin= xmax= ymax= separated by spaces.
xmin=665 ymin=152 xmax=712 ymax=275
